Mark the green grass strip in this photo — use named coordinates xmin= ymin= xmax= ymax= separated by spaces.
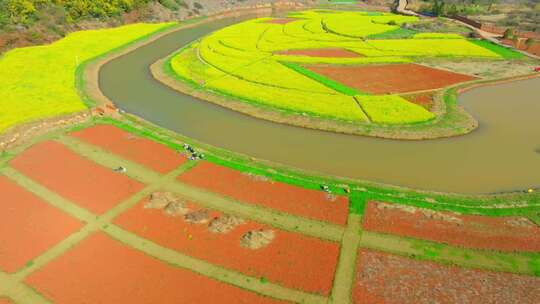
xmin=470 ymin=39 xmax=524 ymax=60
xmin=279 ymin=61 xmax=367 ymax=96
xmin=367 ymin=27 xmax=417 ymax=39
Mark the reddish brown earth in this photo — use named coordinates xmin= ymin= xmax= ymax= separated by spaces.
xmin=304 ymin=63 xmax=477 ymax=94
xmin=115 ymin=197 xmax=340 ymax=295
xmin=277 ymin=48 xmax=361 ymax=58
xmin=353 ymin=249 xmax=540 ymax=304
xmin=11 ymin=141 xmax=144 ymax=214
xmin=265 ymin=18 xmax=295 ymax=24
xmin=26 ymin=233 xmax=287 ymax=304
xmin=0 ymin=299 xmax=12 ymax=304
xmin=177 ymin=162 xmax=349 ymax=225
xmin=71 ymin=125 xmax=186 ymax=173
xmin=363 ymin=201 xmax=540 ymax=252
xmin=0 ymin=176 xmax=82 ymax=272
xmin=402 ymin=93 xmax=434 ymax=110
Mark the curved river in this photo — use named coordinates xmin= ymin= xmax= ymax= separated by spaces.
xmin=100 ymin=16 xmax=540 ymax=194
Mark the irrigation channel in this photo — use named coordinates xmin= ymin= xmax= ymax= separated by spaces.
xmin=100 ymin=16 xmax=540 ymax=194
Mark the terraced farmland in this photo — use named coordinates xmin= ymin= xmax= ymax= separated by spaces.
xmin=167 ymin=10 xmax=519 ymax=128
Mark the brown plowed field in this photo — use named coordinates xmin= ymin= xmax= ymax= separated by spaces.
xmin=363 ymin=201 xmax=540 ymax=252
xmin=11 ymin=141 xmax=144 ymax=214
xmin=0 ymin=176 xmax=81 ymax=272
xmin=115 ymin=197 xmax=340 ymax=295
xmin=0 ymin=299 xmax=12 ymax=304
xmin=178 ymin=162 xmax=349 ymax=225
xmin=71 ymin=125 xmax=186 ymax=174
xmin=277 ymin=48 xmax=361 ymax=58
xmin=353 ymin=249 xmax=540 ymax=304
xmin=26 ymin=233 xmax=287 ymax=304
xmin=305 ymin=63 xmax=477 ymax=94
xmin=402 ymin=93 xmax=434 ymax=110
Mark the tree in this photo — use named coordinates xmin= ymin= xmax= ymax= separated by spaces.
xmin=503 ymin=28 xmax=513 ymax=39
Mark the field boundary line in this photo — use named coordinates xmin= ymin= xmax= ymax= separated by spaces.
xmin=0 ymin=271 xmax=51 ymax=304
xmin=59 ymin=135 xmax=345 ymax=241
xmin=329 ymin=214 xmax=362 ymax=304
xmin=359 ymin=231 xmax=540 ymax=277
xmin=105 ymin=225 xmax=327 ymax=304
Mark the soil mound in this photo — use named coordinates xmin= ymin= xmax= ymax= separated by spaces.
xmin=208 ymin=215 xmax=245 ymax=233
xmin=240 ymin=229 xmax=275 ymax=249
xmin=184 ymin=210 xmax=211 ymax=224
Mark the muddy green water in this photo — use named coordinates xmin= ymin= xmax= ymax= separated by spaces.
xmin=99 ymin=17 xmax=540 ymax=194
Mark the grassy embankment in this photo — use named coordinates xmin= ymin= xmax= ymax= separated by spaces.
xmin=0 ymin=22 xmax=176 ymax=134
xmin=167 ymin=10 xmax=522 ymax=126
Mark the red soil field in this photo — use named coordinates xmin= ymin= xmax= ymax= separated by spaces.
xmin=0 ymin=299 xmax=12 ymax=304
xmin=353 ymin=249 xmax=540 ymax=304
xmin=402 ymin=93 xmax=434 ymax=110
xmin=71 ymin=125 xmax=186 ymax=174
xmin=363 ymin=201 xmax=540 ymax=252
xmin=177 ymin=162 xmax=349 ymax=225
xmin=11 ymin=141 xmax=144 ymax=214
xmin=0 ymin=176 xmax=82 ymax=273
xmin=304 ymin=63 xmax=477 ymax=94
xmin=26 ymin=233 xmax=287 ymax=304
xmin=265 ymin=18 xmax=295 ymax=24
xmin=277 ymin=48 xmax=361 ymax=58
xmin=115 ymin=198 xmax=340 ymax=295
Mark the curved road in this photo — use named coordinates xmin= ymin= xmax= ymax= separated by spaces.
xmin=99 ymin=16 xmax=540 ymax=194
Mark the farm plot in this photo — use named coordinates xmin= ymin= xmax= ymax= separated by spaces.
xmin=0 ymin=176 xmax=81 ymax=273
xmin=10 ymin=141 xmax=144 ymax=214
xmin=304 ymin=63 xmax=478 ymax=94
xmin=353 ymin=249 xmax=540 ymax=304
xmin=363 ymin=201 xmax=540 ymax=252
xmin=115 ymin=196 xmax=340 ymax=295
xmin=0 ymin=23 xmax=175 ymax=133
xmin=168 ymin=9 xmax=518 ymax=127
xmin=70 ymin=124 xmax=186 ymax=174
xmin=26 ymin=233 xmax=287 ymax=304
xmin=177 ymin=161 xmax=350 ymax=225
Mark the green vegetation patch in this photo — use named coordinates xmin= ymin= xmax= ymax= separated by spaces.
xmin=355 ymin=95 xmax=435 ymax=124
xmin=470 ymin=40 xmax=525 ymax=60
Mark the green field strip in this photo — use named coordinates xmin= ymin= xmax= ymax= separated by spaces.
xmin=360 ymin=231 xmax=540 ymax=277
xmin=59 ymin=134 xmax=344 ymax=241
xmin=280 ymin=61 xmax=365 ymax=96
xmin=165 ymin=181 xmax=344 ymax=242
xmin=329 ymin=214 xmax=362 ymax=304
xmin=470 ymin=39 xmax=524 ymax=60
xmin=105 ymin=225 xmax=327 ymax=304
xmin=0 ymin=271 xmax=51 ymax=304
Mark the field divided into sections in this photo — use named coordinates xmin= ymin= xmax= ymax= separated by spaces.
xmin=169 ymin=10 xmax=520 ymax=126
xmin=0 ymin=22 xmax=175 ymax=133
xmin=1 ymin=121 xmax=539 ymax=303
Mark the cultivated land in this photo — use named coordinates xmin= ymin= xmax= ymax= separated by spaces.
xmin=161 ymin=9 xmax=533 ymax=137
xmin=0 ymin=22 xmax=175 ymax=134
xmin=1 ymin=7 xmax=540 ymax=303
xmin=0 ymin=121 xmax=539 ymax=303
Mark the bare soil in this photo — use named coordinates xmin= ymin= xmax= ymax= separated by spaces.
xmin=10 ymin=141 xmax=144 ymax=214
xmin=115 ymin=197 xmax=340 ymax=294
xmin=402 ymin=93 xmax=434 ymax=110
xmin=177 ymin=162 xmax=349 ymax=225
xmin=265 ymin=18 xmax=296 ymax=24
xmin=0 ymin=176 xmax=82 ymax=273
xmin=353 ymin=249 xmax=540 ymax=304
xmin=71 ymin=125 xmax=186 ymax=174
xmin=240 ymin=229 xmax=276 ymax=249
xmin=363 ymin=201 xmax=540 ymax=252
xmin=26 ymin=233 xmax=287 ymax=304
xmin=304 ymin=63 xmax=478 ymax=94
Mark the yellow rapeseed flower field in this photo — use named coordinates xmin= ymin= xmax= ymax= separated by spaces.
xmin=0 ymin=22 xmax=175 ymax=133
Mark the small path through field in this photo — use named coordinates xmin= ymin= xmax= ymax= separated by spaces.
xmin=1 ymin=127 xmax=539 ymax=303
